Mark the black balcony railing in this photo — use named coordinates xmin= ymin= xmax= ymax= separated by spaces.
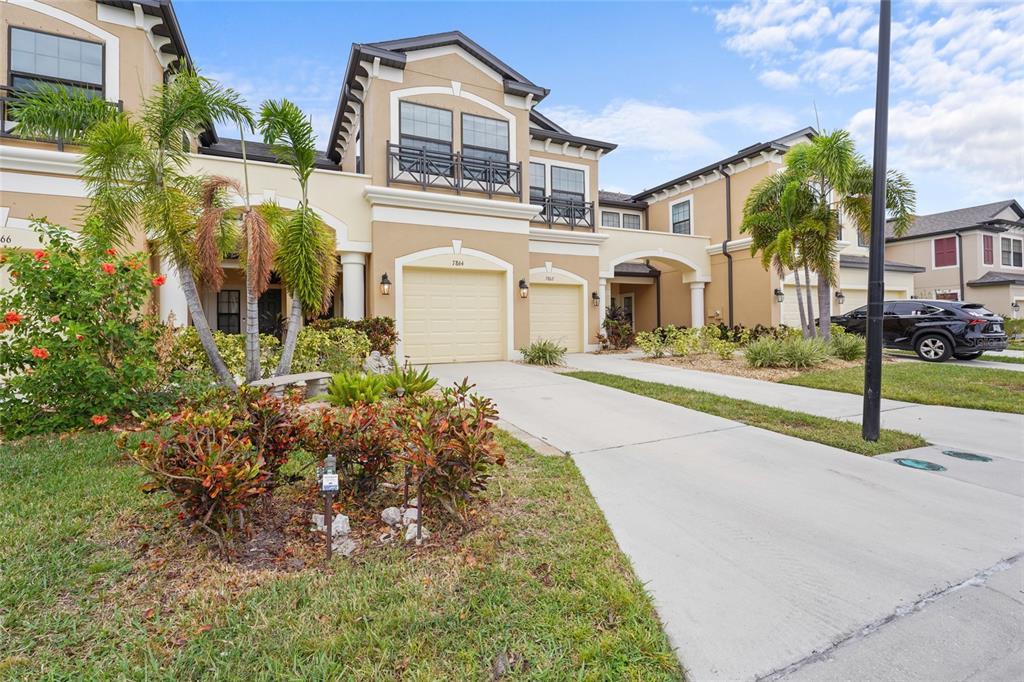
xmin=533 ymin=195 xmax=595 ymax=231
xmin=0 ymin=84 xmax=122 ymax=151
xmin=386 ymin=141 xmax=521 ymax=198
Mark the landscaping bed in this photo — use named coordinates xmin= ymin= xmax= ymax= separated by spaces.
xmin=645 ymin=353 xmax=867 ymax=382
xmin=0 ymin=430 xmax=681 ymax=679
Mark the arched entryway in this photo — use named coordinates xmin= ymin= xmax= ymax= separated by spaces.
xmin=601 ymin=250 xmax=709 ymax=331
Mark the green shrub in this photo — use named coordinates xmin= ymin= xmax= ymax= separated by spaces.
xmin=780 ymin=337 xmax=831 ymax=369
xmin=326 ymin=370 xmax=388 ymax=407
xmin=745 ymin=338 xmax=785 ymax=368
xmin=709 ymin=337 xmax=738 ymax=360
xmin=601 ymin=305 xmax=635 ymax=349
xmin=635 ymin=331 xmax=665 ymax=357
xmin=124 ymin=388 xmax=311 ymax=545
xmin=670 ymin=328 xmax=699 ymax=357
xmin=292 ymin=326 xmax=370 ymax=374
xmin=829 ymin=330 xmax=865 ymax=360
xmin=383 ymin=362 xmax=437 ymax=397
xmin=307 ymin=401 xmax=399 ymax=496
xmin=309 ymin=316 xmax=398 ymax=355
xmin=171 ymin=327 xmax=281 ymax=379
xmin=0 ymin=221 xmax=163 ymax=437
xmin=1005 ymin=318 xmax=1024 ymax=337
xmin=520 ymin=339 xmax=567 ymax=365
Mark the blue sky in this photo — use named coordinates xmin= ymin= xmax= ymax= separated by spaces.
xmin=174 ymin=0 xmax=1023 ymax=214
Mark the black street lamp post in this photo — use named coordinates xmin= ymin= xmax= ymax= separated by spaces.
xmin=863 ymin=0 xmax=892 ymax=442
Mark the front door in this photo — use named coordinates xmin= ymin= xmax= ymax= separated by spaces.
xmin=621 ymin=293 xmax=635 ymax=328
xmin=258 ymin=289 xmax=283 ymax=338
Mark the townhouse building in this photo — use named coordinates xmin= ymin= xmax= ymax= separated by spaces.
xmin=883 ymin=200 xmax=1024 ymax=318
xmin=3 ymin=0 xmax=988 ymax=367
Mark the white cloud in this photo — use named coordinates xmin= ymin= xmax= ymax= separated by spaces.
xmin=759 ymin=69 xmax=800 ymax=89
xmin=714 ymin=0 xmax=1024 ymax=206
xmin=543 ymin=100 xmax=797 ymax=160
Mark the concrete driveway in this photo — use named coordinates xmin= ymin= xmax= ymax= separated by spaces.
xmin=430 ymin=362 xmax=1023 ymax=682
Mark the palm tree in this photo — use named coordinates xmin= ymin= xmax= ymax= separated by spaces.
xmin=257 ymin=99 xmax=337 ymax=376
xmin=744 ymin=129 xmax=915 ymax=338
xmin=12 ymin=72 xmax=255 ymax=388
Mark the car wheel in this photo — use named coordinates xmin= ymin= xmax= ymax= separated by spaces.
xmin=915 ymin=334 xmax=952 ymax=362
xmin=953 ymin=351 xmax=983 ymax=361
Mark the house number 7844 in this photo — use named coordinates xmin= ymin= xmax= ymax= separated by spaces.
xmin=451 ymin=259 xmax=465 ymax=267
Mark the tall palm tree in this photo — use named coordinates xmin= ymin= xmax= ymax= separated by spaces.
xmin=12 ymin=72 xmax=255 ymax=388
xmin=258 ymin=99 xmax=337 ymax=376
xmin=744 ymin=129 xmax=915 ymax=338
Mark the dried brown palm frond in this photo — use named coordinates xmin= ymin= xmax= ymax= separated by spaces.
xmin=240 ymin=207 xmax=275 ymax=297
xmin=196 ymin=175 xmax=243 ymax=291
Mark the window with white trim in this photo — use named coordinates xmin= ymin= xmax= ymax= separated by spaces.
xmin=9 ymin=27 xmax=104 ymax=98
xmin=671 ymin=199 xmax=691 ymax=234
xmin=933 ymin=236 xmax=957 ymax=268
xmin=1002 ymin=236 xmax=1023 ymax=268
xmin=601 ymin=211 xmax=620 ymax=228
xmin=399 ymin=101 xmax=452 ymax=153
xmin=551 ymin=166 xmax=585 ymax=203
xmin=622 ymin=213 xmax=641 ymax=230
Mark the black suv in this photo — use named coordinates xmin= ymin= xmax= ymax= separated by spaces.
xmin=831 ymin=300 xmax=1008 ymax=362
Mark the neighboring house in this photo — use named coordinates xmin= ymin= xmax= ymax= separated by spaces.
xmin=884 ymin=200 xmax=1024 ymax=317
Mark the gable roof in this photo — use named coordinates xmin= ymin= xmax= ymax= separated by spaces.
xmin=599 ymin=190 xmax=647 ymax=209
xmin=327 ymin=31 xmax=549 ymax=162
xmin=632 ymin=127 xmax=817 ymax=201
xmin=966 ymin=270 xmax=1024 ymax=287
xmin=885 ymin=199 xmax=1023 ymax=242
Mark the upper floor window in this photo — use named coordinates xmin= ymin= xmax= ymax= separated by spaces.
xmin=399 ymin=101 xmax=452 ymax=154
xmin=933 ymin=236 xmax=957 ymax=268
xmin=529 ymin=162 xmax=545 ymax=204
xmin=1002 ymin=236 xmax=1023 ymax=268
xmin=671 ymin=199 xmax=692 ymax=235
xmin=983 ymin=234 xmax=994 ymax=265
xmin=9 ymin=27 xmax=103 ymax=98
xmin=623 ymin=214 xmax=641 ymax=230
xmin=551 ymin=166 xmax=585 ymax=203
xmin=601 ymin=211 xmax=620 ymax=228
xmin=462 ymin=114 xmax=508 ymax=161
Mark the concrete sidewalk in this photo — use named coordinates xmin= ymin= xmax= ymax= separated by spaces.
xmin=562 ymin=353 xmax=1024 ymax=462
xmin=430 ymin=362 xmax=1023 ymax=682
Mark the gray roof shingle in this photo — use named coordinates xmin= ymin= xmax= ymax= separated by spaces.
xmin=885 ymin=199 xmax=1023 ymax=241
xmin=966 ymin=270 xmax=1024 ymax=287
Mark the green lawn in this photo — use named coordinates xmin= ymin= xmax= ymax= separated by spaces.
xmin=783 ymin=362 xmax=1024 ymax=414
xmin=564 ymin=371 xmax=926 ymax=456
xmin=981 ymin=353 xmax=1024 ymax=365
xmin=0 ymin=431 xmax=681 ymax=680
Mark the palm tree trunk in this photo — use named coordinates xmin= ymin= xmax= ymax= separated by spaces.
xmin=276 ymin=295 xmax=302 ymax=375
xmin=793 ymin=267 xmax=808 ymax=336
xmin=245 ymin=273 xmax=261 ymax=382
xmin=803 ymin=263 xmax=816 ymax=338
xmin=179 ymin=262 xmax=236 ymax=389
xmin=818 ymin=279 xmax=832 ymax=340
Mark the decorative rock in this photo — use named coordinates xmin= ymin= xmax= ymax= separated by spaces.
xmin=401 ymin=507 xmax=420 ymax=526
xmin=405 ymin=523 xmax=430 ymax=542
xmin=311 ymin=513 xmax=351 ymax=537
xmin=332 ymin=536 xmax=358 ymax=557
xmin=381 ymin=506 xmax=403 ymax=526
xmin=406 ymin=497 xmax=419 ymax=508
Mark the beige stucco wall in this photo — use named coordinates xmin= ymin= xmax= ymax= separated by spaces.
xmin=967 ymin=284 xmax=1024 ymax=318
xmin=597 ymin=227 xmax=710 ymax=281
xmin=708 ymin=250 xmax=780 ymax=328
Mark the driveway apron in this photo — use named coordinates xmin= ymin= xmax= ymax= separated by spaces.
xmin=430 ymin=362 xmax=1023 ymax=682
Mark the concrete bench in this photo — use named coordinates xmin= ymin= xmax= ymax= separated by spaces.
xmin=249 ymin=371 xmax=333 ymax=398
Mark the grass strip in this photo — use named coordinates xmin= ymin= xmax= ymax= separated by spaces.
xmin=564 ymin=370 xmax=926 ymax=456
xmin=981 ymin=353 xmax=1024 ymax=365
xmin=0 ymin=430 xmax=681 ymax=680
xmin=782 ymin=362 xmax=1024 ymax=414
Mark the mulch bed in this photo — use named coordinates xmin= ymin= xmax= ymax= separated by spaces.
xmin=643 ymin=353 xmax=883 ymax=381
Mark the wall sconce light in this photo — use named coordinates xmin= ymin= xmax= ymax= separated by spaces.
xmin=591 ymin=291 xmax=600 ymax=307
xmin=835 ymin=290 xmax=846 ymax=305
xmin=1012 ymin=300 xmax=1020 ymax=311
xmin=774 ymin=288 xmax=785 ymax=303
xmin=519 ymin=279 xmax=529 ymax=299
xmin=379 ymin=273 xmax=392 ymax=296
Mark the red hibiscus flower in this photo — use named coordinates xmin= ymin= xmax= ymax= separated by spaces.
xmin=4 ymin=311 xmax=22 ymax=325
xmin=101 ymin=263 xmax=116 ymax=275
xmin=30 ymin=346 xmax=49 ymax=359
xmin=0 ymin=323 xmax=8 ymax=333
xmin=152 ymin=275 xmax=167 ymax=286
xmin=127 ymin=260 xmax=142 ymax=270
xmin=105 ymin=248 xmax=117 ymax=256
xmin=91 ymin=415 xmax=109 ymax=426
xmin=33 ymin=250 xmax=47 ymax=261
xmin=76 ymin=334 xmax=85 ymax=341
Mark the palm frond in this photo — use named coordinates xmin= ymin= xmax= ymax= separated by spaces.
xmin=258 ymin=99 xmax=317 ymax=187
xmin=195 ymin=176 xmax=244 ymax=290
xmin=9 ymin=84 xmax=118 ymax=143
xmin=78 ymin=115 xmax=151 ymax=246
xmin=273 ymin=206 xmax=334 ymax=314
xmin=241 ymin=208 xmax=275 ymax=298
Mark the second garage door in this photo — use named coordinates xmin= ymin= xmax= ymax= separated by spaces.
xmin=402 ymin=267 xmax=505 ymax=364
xmin=530 ymin=283 xmax=582 ymax=352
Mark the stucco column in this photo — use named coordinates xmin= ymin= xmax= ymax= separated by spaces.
xmin=598 ymin=278 xmax=608 ymax=332
xmin=340 ymin=252 xmax=366 ymax=320
xmin=159 ymin=256 xmax=188 ymax=327
xmin=690 ymin=281 xmax=705 ymax=329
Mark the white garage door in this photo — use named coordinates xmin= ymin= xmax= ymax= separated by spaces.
xmin=530 ymin=283 xmax=582 ymax=352
xmin=402 ymin=267 xmax=505 ymax=364
xmin=838 ymin=288 xmax=910 ymax=314
xmin=785 ymin=285 xmax=910 ymax=324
